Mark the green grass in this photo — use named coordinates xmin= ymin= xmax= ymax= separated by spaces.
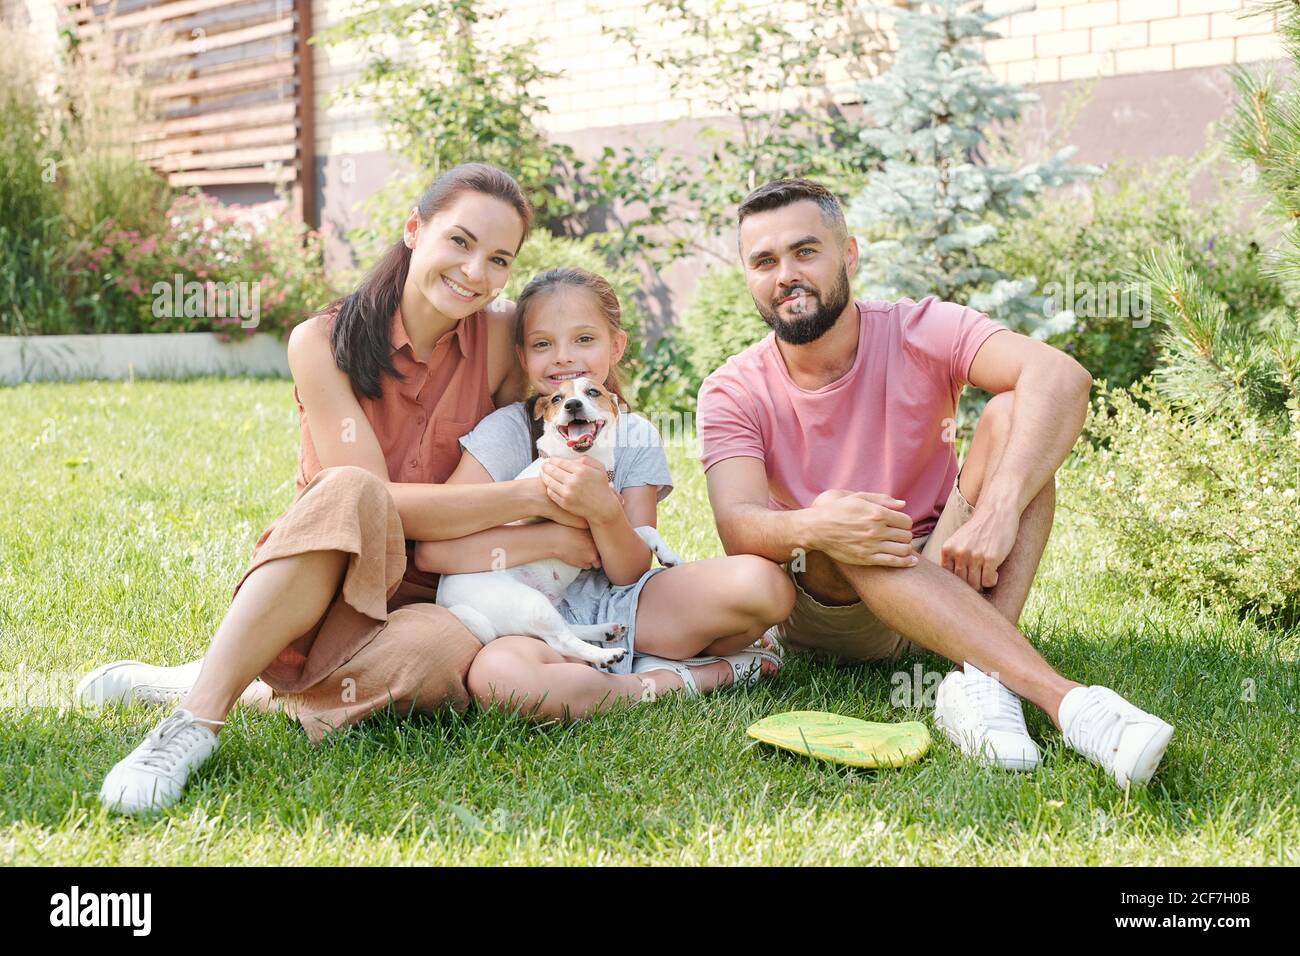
xmin=1 ymin=378 xmax=1296 ymax=865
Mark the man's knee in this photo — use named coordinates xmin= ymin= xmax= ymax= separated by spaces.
xmin=795 ymin=550 xmax=860 ymax=606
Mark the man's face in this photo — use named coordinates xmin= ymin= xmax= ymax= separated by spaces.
xmin=739 ymin=200 xmax=858 ymax=346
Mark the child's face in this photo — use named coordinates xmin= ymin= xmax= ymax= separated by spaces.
xmin=518 ymin=286 xmax=627 ymax=396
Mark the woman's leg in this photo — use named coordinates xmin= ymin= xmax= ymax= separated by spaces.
xmin=633 ymin=554 xmax=796 ymax=660
xmin=178 ymin=549 xmax=350 ymax=730
xmin=467 ymin=636 xmax=741 ymax=721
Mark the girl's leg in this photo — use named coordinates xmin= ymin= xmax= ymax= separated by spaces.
xmin=467 ymin=636 xmax=740 ymax=721
xmin=178 ymin=548 xmax=350 ymax=731
xmin=633 ymin=554 xmax=796 ymax=661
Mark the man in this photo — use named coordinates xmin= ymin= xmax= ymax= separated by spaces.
xmin=697 ymin=178 xmax=1174 ymax=787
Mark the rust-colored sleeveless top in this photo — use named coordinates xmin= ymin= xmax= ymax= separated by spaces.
xmin=293 ymin=306 xmax=497 ymax=494
xmin=284 ymin=305 xmax=498 ymax=595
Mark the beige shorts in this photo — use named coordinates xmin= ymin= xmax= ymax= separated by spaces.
xmin=776 ymin=479 xmax=975 ymax=663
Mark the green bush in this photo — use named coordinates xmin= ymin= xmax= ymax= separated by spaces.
xmin=0 ymin=28 xmax=79 ymax=334
xmin=71 ymin=191 xmax=331 ymax=338
xmin=1067 ymin=381 xmax=1299 ymax=621
xmin=677 ymin=265 xmax=769 ymax=398
xmin=984 ymin=155 xmax=1287 ymax=389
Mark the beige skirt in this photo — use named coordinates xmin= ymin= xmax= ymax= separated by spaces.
xmin=232 ymin=465 xmax=481 ymax=745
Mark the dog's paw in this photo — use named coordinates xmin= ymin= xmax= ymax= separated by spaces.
xmin=601 ymin=623 xmax=627 ymax=642
xmin=600 ymin=647 xmax=627 ymax=666
xmin=655 ymin=548 xmax=682 ymax=568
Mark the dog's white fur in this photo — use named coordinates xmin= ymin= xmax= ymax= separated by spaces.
xmin=435 ymin=377 xmax=682 ymax=667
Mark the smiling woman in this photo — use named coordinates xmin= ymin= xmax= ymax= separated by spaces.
xmin=78 ymin=163 xmax=604 ymax=816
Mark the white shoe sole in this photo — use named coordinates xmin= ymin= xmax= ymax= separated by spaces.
xmin=1117 ymin=720 xmax=1175 ymax=787
xmin=75 ymin=660 xmax=148 ymax=709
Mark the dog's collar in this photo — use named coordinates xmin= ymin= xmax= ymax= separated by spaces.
xmin=537 ymin=448 xmax=615 ymax=483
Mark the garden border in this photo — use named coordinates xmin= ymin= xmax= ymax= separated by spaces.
xmin=0 ymin=333 xmax=289 ymax=385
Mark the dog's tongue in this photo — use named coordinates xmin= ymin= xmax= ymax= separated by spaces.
xmin=566 ymin=421 xmax=597 ymax=440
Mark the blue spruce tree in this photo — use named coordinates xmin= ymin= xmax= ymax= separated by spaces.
xmin=847 ymin=0 xmax=1099 ymax=337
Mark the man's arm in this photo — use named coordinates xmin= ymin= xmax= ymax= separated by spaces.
xmin=704 ymin=456 xmax=917 ymax=568
xmin=940 ymin=330 xmax=1092 ymax=589
xmin=965 ymin=330 xmax=1092 ymax=517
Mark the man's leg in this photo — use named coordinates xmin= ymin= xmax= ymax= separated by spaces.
xmin=795 ymin=391 xmax=1077 ymax=725
xmin=954 ymin=391 xmax=1053 ymax=626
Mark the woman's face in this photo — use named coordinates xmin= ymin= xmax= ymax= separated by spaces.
xmin=404 ymin=191 xmax=524 ymax=320
xmin=517 ymin=286 xmax=627 ymax=396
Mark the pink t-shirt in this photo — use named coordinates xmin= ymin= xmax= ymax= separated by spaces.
xmin=696 ymin=296 xmax=1006 ymax=537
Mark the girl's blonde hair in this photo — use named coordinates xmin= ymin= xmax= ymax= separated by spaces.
xmin=513 ymin=266 xmax=631 ymax=415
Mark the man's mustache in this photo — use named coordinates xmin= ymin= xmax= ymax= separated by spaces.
xmin=773 ymin=284 xmax=819 ymax=309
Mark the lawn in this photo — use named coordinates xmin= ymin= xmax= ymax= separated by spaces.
xmin=0 ymin=378 xmax=1296 ymax=865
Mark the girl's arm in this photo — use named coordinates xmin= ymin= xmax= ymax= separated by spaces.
xmin=288 ymin=317 xmax=582 ymax=541
xmin=588 ymin=484 xmax=660 ymax=585
xmin=413 ymin=452 xmax=600 ymax=574
xmin=540 ymin=454 xmax=659 ymax=586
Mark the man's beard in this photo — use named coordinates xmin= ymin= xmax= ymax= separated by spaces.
xmin=755 ymin=266 xmax=851 ymax=346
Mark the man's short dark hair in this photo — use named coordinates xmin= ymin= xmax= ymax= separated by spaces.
xmin=737 ymin=179 xmax=848 ymax=243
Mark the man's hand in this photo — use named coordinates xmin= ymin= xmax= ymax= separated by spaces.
xmin=940 ymin=504 xmax=1019 ymax=590
xmin=805 ymin=489 xmax=918 ymax=568
xmin=540 ymin=456 xmax=623 ymax=525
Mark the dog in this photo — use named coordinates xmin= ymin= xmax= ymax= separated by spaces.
xmin=435 ymin=377 xmax=682 ymax=667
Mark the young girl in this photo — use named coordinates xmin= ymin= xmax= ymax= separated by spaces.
xmin=413 ymin=267 xmax=796 ymax=719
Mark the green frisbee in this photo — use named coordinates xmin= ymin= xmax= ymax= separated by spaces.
xmin=746 ymin=711 xmax=931 ymax=768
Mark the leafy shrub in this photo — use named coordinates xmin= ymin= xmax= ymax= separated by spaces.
xmin=0 ymin=27 xmax=81 ymax=335
xmin=984 ymin=155 xmax=1288 ymax=390
xmin=677 ymin=265 xmax=768 ymax=397
xmin=1067 ymin=381 xmax=1299 ymax=620
xmin=70 ymin=192 xmax=331 ymax=338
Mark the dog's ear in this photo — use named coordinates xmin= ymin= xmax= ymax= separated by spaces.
xmin=531 ymin=395 xmax=546 ymax=420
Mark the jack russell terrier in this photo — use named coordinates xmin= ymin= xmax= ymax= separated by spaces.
xmin=435 ymin=377 xmax=682 ymax=668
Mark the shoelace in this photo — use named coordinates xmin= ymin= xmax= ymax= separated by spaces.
xmin=962 ymin=671 xmax=1029 ymax=734
xmin=133 ymin=711 xmax=223 ymax=775
xmin=1063 ymin=689 xmax=1131 ymax=763
xmin=135 ymin=684 xmax=185 ymax=704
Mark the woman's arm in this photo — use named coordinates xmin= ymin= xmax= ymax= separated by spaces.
xmin=412 ymin=452 xmax=599 ymax=573
xmin=287 ymin=317 xmax=582 ymax=541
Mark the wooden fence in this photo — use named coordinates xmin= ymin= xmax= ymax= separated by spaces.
xmin=60 ymin=0 xmax=316 ymax=224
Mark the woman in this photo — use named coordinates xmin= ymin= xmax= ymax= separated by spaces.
xmin=88 ymin=163 xmax=574 ymax=814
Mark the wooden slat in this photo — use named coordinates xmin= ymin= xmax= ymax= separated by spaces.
xmin=168 ymin=164 xmax=296 ymax=187
xmin=153 ymin=101 xmax=296 ymax=136
xmin=293 ymin=0 xmax=315 ymax=225
xmin=138 ymin=122 xmax=297 ymax=157
xmin=159 ymin=143 xmax=296 ymax=172
xmin=124 ymin=17 xmax=293 ymax=66
xmin=149 ymin=59 xmax=294 ymax=99
xmin=87 ymin=0 xmax=251 ymax=34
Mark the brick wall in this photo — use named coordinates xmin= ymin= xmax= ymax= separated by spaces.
xmin=310 ymin=0 xmax=1286 ymax=156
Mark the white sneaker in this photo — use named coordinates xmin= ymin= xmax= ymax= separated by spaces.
xmin=99 ymin=709 xmax=223 ymax=814
xmin=76 ymin=659 xmax=202 ymax=710
xmin=934 ymin=662 xmax=1041 ymax=771
xmin=1059 ymin=685 xmax=1174 ymax=788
